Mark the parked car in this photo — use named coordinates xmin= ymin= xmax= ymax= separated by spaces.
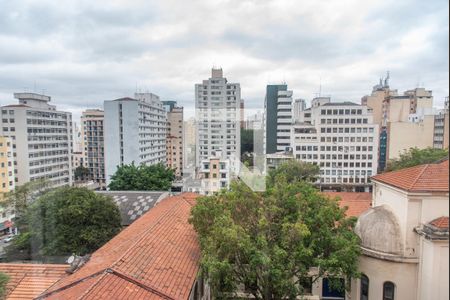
xmin=3 ymin=236 xmax=13 ymax=243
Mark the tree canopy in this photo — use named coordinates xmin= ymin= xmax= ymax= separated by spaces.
xmin=241 ymin=128 xmax=254 ymax=155
xmin=385 ymin=147 xmax=448 ymax=172
xmin=108 ymin=163 xmax=175 ymax=191
xmin=4 ymin=187 xmax=121 ymax=261
xmin=267 ymin=160 xmax=320 ymax=186
xmin=74 ymin=166 xmax=90 ymax=181
xmin=0 ymin=272 xmax=9 ymax=300
xmin=190 ymin=174 xmax=360 ymax=299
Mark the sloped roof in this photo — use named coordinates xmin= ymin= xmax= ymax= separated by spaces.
xmin=96 ymin=191 xmax=168 ymax=226
xmin=324 ymin=192 xmax=372 ymax=217
xmin=371 ymin=160 xmax=449 ymax=192
xmin=0 ymin=264 xmax=68 ymax=300
xmin=430 ymin=216 xmax=449 ymax=229
xmin=38 ymin=193 xmax=200 ymax=300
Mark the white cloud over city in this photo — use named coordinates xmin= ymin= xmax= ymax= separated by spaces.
xmin=0 ymin=0 xmax=448 ymax=119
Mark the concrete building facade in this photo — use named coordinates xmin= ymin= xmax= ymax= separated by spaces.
xmin=0 ymin=93 xmax=73 ymax=187
xmin=104 ymin=93 xmax=166 ymax=185
xmin=195 ymin=68 xmax=241 ymax=175
xmin=433 ymin=97 xmax=449 ymax=149
xmin=292 ymin=98 xmax=378 ymax=192
xmin=199 ymin=150 xmax=231 ymax=195
xmin=81 ymin=109 xmax=106 ymax=188
xmin=165 ymin=105 xmax=183 ymax=178
xmin=0 ymin=136 xmax=15 ymax=198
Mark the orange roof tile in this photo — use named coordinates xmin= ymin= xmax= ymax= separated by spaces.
xmin=430 ymin=216 xmax=449 ymax=229
xmin=0 ymin=263 xmax=68 ymax=300
xmin=38 ymin=193 xmax=200 ymax=300
xmin=371 ymin=159 xmax=449 ymax=192
xmin=324 ymin=192 xmax=372 ymax=217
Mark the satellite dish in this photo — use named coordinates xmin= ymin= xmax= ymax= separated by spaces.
xmin=67 ymin=255 xmax=75 ymax=264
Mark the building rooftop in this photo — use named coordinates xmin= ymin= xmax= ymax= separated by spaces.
xmin=321 ymin=101 xmax=360 ymax=107
xmin=95 ymin=191 xmax=169 ymax=226
xmin=371 ymin=159 xmax=449 ymax=192
xmin=430 ymin=216 xmax=449 ymax=229
xmin=38 ymin=192 xmax=200 ymax=300
xmin=324 ymin=192 xmax=372 ymax=217
xmin=0 ymin=263 xmax=68 ymax=300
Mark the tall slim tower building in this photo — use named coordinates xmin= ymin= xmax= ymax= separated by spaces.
xmin=0 ymin=93 xmax=73 ymax=187
xmin=163 ymin=102 xmax=184 ymax=178
xmin=104 ymin=93 xmax=166 ymax=185
xmin=263 ymin=84 xmax=293 ymax=154
xmin=195 ymin=68 xmax=241 ymax=173
xmin=81 ymin=109 xmax=106 ymax=188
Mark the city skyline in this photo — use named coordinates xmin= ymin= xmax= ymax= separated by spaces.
xmin=0 ymin=0 xmax=448 ymax=121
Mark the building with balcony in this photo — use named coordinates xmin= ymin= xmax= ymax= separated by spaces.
xmin=433 ymin=97 xmax=449 ymax=149
xmin=292 ymin=98 xmax=378 ymax=192
xmin=163 ymin=103 xmax=183 ymax=178
xmin=0 ymin=136 xmax=15 ymax=198
xmin=81 ymin=109 xmax=105 ymax=188
xmin=104 ymin=93 xmax=166 ymax=186
xmin=195 ymin=68 xmax=241 ymax=175
xmin=199 ymin=150 xmax=230 ymax=195
xmin=0 ymin=93 xmax=73 ymax=187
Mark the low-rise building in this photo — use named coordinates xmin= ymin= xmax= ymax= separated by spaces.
xmin=351 ymin=159 xmax=449 ymax=300
xmin=199 ymin=151 xmax=231 ymax=195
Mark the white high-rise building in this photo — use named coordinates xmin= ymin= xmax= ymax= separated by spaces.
xmin=292 ymin=98 xmax=379 ymax=192
xmin=104 ymin=93 xmax=167 ymax=185
xmin=0 ymin=93 xmax=73 ymax=187
xmin=195 ymin=68 xmax=241 ymax=175
xmin=276 ymin=89 xmax=294 ymax=152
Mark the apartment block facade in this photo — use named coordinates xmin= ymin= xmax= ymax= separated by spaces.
xmin=0 ymin=93 xmax=73 ymax=187
xmin=165 ymin=105 xmax=183 ymax=177
xmin=433 ymin=97 xmax=449 ymax=149
xmin=195 ymin=68 xmax=241 ymax=174
xmin=0 ymin=136 xmax=15 ymax=197
xmin=104 ymin=93 xmax=166 ymax=185
xmin=292 ymin=99 xmax=378 ymax=192
xmin=81 ymin=109 xmax=106 ymax=188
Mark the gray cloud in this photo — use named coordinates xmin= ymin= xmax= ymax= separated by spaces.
xmin=0 ymin=0 xmax=448 ymax=121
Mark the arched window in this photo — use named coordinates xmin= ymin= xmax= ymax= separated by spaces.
xmin=383 ymin=281 xmax=395 ymax=300
xmin=360 ymin=274 xmax=369 ymax=300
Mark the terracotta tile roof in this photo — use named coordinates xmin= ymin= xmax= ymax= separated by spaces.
xmin=430 ymin=216 xmax=449 ymax=229
xmin=0 ymin=263 xmax=68 ymax=300
xmin=371 ymin=159 xmax=449 ymax=192
xmin=38 ymin=193 xmax=200 ymax=300
xmin=324 ymin=192 xmax=372 ymax=217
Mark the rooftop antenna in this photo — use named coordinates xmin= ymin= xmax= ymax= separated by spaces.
xmin=384 ymin=71 xmax=390 ymax=87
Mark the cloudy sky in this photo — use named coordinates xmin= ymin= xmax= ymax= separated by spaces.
xmin=0 ymin=0 xmax=448 ymax=120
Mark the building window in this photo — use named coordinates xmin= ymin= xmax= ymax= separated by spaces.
xmin=361 ymin=274 xmax=369 ymax=300
xmin=383 ymin=282 xmax=395 ymax=300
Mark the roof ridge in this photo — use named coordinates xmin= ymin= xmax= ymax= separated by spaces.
xmin=110 ymin=196 xmax=183 ymax=269
xmin=77 ymin=272 xmax=108 ymax=300
xmin=409 ymin=164 xmax=429 ymax=190
xmin=36 ymin=269 xmax=106 ymax=299
xmin=107 ymin=268 xmax=175 ymax=300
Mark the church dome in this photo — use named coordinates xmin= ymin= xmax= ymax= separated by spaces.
xmin=355 ymin=205 xmax=404 ymax=255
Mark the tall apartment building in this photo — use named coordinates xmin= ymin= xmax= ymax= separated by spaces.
xmin=104 ymin=93 xmax=166 ymax=185
xmin=362 ymin=75 xmax=435 ymax=170
xmin=81 ymin=109 xmax=106 ymax=188
xmin=263 ymin=84 xmax=295 ymax=154
xmin=0 ymin=136 xmax=15 ymax=198
xmin=164 ymin=103 xmax=183 ymax=178
xmin=0 ymin=93 xmax=73 ymax=187
xmin=434 ymin=97 xmax=449 ymax=149
xmin=195 ymin=68 xmax=241 ymax=174
xmin=292 ymin=98 xmax=378 ymax=192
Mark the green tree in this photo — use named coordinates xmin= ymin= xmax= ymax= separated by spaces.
xmin=74 ymin=166 xmax=90 ymax=181
xmin=190 ymin=177 xmax=361 ymax=299
xmin=0 ymin=272 xmax=9 ymax=300
xmin=386 ymin=147 xmax=448 ymax=172
xmin=241 ymin=129 xmax=254 ymax=155
xmin=267 ymin=160 xmax=320 ymax=187
xmin=108 ymin=163 xmax=175 ymax=191
xmin=4 ymin=187 xmax=121 ymax=261
xmin=1 ymin=179 xmax=51 ymax=217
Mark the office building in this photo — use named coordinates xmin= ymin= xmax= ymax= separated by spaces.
xmin=0 ymin=93 xmax=73 ymax=187
xmin=263 ymin=84 xmax=295 ymax=154
xmin=292 ymin=98 xmax=378 ymax=192
xmin=165 ymin=104 xmax=183 ymax=178
xmin=195 ymin=68 xmax=241 ymax=174
xmin=81 ymin=109 xmax=106 ymax=188
xmin=434 ymin=97 xmax=449 ymax=149
xmin=104 ymin=93 xmax=166 ymax=185
xmin=0 ymin=136 xmax=15 ymax=198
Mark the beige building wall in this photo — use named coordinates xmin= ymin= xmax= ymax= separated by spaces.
xmin=387 ymin=115 xmax=434 ymax=160
xmin=0 ymin=136 xmax=15 ymax=198
xmin=166 ymin=107 xmax=183 ymax=177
